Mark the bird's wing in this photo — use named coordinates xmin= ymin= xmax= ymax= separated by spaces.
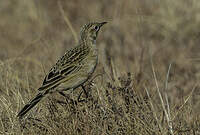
xmin=38 ymin=44 xmax=89 ymax=91
xmin=38 ymin=64 xmax=81 ymax=91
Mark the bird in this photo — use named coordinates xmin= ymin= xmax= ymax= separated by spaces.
xmin=17 ymin=21 xmax=107 ymax=118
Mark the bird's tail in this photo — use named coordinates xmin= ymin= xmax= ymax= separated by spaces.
xmin=17 ymin=92 xmax=46 ymax=118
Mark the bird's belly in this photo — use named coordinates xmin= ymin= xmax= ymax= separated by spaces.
xmin=73 ymin=55 xmax=98 ymax=88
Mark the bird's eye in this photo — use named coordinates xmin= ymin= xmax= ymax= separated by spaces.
xmin=94 ymin=26 xmax=99 ymax=31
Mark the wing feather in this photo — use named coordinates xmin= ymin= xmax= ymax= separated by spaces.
xmin=38 ymin=43 xmax=89 ymax=91
xmin=38 ymin=65 xmax=80 ymax=91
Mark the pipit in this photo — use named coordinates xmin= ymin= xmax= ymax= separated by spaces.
xmin=17 ymin=21 xmax=107 ymax=118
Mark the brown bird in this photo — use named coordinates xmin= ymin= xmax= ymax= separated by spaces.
xmin=17 ymin=21 xmax=107 ymax=118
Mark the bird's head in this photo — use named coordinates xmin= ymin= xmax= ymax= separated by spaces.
xmin=80 ymin=22 xmax=107 ymax=42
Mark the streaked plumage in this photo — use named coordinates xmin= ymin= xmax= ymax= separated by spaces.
xmin=17 ymin=22 xmax=107 ymax=118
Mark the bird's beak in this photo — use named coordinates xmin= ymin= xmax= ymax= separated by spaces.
xmin=100 ymin=22 xmax=107 ymax=27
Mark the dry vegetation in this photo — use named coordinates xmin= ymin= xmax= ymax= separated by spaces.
xmin=0 ymin=0 xmax=200 ymax=134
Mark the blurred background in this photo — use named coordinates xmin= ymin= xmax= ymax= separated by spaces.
xmin=0 ymin=0 xmax=200 ymax=134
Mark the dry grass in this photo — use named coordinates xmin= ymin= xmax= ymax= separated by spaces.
xmin=0 ymin=0 xmax=200 ymax=134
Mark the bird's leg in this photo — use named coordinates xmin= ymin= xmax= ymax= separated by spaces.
xmin=78 ymin=85 xmax=88 ymax=102
xmin=82 ymin=85 xmax=88 ymax=98
xmin=77 ymin=91 xmax=84 ymax=102
xmin=58 ymin=91 xmax=68 ymax=98
xmin=58 ymin=91 xmax=76 ymax=105
xmin=58 ymin=91 xmax=69 ymax=103
xmin=78 ymin=73 xmax=103 ymax=102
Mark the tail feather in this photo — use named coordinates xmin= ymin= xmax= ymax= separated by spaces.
xmin=17 ymin=92 xmax=45 ymax=118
